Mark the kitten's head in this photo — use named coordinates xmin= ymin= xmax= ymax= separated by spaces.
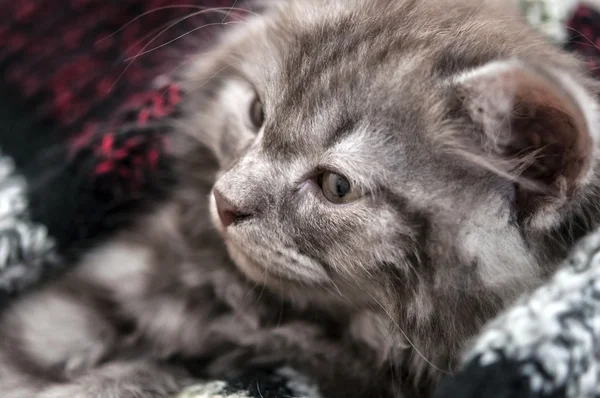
xmin=179 ymin=0 xmax=600 ymax=359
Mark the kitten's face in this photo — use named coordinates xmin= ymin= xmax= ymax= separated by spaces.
xmin=181 ymin=0 xmax=599 ymax=346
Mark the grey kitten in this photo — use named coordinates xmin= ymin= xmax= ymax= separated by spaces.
xmin=2 ymin=0 xmax=600 ymax=397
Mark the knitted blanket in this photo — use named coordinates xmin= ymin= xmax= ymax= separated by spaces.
xmin=0 ymin=1 xmax=599 ymax=397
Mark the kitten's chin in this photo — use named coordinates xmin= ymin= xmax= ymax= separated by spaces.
xmin=225 ymin=242 xmax=271 ymax=284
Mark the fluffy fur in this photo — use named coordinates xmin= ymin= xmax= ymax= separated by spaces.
xmin=2 ymin=1 xmax=600 ymax=397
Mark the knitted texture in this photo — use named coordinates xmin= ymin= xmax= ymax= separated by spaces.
xmin=177 ymin=368 xmax=321 ymax=398
xmin=520 ymin=0 xmax=579 ymax=42
xmin=0 ymin=0 xmax=241 ymax=294
xmin=435 ymin=230 xmax=600 ymax=398
xmin=0 ymin=150 xmax=60 ymax=304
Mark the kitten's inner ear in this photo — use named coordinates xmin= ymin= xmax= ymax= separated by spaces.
xmin=454 ymin=59 xmax=596 ymax=223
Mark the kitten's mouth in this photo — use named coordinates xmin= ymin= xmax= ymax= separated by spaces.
xmin=224 ymin=241 xmax=273 ymax=283
xmin=209 ymin=194 xmax=329 ymax=285
xmin=224 ymin=238 xmax=330 ymax=285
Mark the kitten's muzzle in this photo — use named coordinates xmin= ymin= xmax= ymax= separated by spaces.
xmin=213 ymin=189 xmax=251 ymax=228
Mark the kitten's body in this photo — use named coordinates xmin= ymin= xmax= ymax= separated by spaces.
xmin=2 ymin=1 xmax=600 ymax=397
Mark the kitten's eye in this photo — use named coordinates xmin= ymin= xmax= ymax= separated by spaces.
xmin=249 ymin=96 xmax=265 ymax=130
xmin=319 ymin=171 xmax=360 ymax=204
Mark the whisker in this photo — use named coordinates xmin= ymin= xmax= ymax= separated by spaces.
xmin=256 ymin=380 xmax=265 ymax=398
xmin=358 ymin=287 xmax=453 ymax=376
xmin=325 ymin=279 xmax=356 ymax=308
xmin=256 ymin=262 xmax=269 ymax=303
xmin=100 ymin=5 xmax=216 ymax=42
xmin=183 ymin=64 xmax=235 ymax=95
xmin=110 ymin=7 xmax=254 ymax=92
xmin=101 ymin=4 xmax=258 ymax=42
xmin=123 ymin=21 xmax=239 ymax=62
xmin=565 ymin=26 xmax=600 ymax=53
xmin=157 ymin=46 xmax=247 ymax=100
xmin=223 ymin=0 xmax=240 ymax=23
xmin=244 ymin=276 xmax=264 ymax=300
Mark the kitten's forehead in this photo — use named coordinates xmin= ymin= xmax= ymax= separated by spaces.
xmin=233 ymin=0 xmax=531 ymax=106
xmin=212 ymin=0 xmax=550 ymax=186
xmin=240 ymin=4 xmax=432 ymax=159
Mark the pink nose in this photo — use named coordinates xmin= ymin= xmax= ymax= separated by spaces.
xmin=213 ymin=189 xmax=241 ymax=228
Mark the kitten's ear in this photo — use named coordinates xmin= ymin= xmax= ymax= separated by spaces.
xmin=454 ymin=59 xmax=599 ymax=226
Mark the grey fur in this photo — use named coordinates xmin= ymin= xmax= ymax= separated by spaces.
xmin=2 ymin=1 xmax=600 ymax=397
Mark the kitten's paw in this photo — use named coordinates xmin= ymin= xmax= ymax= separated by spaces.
xmin=38 ymin=384 xmax=180 ymax=398
xmin=62 ymin=338 xmax=113 ymax=379
xmin=38 ymin=361 xmax=188 ymax=398
xmin=270 ymin=322 xmax=324 ymax=346
xmin=37 ymin=384 xmax=87 ymax=398
xmin=242 ymin=321 xmax=326 ymax=361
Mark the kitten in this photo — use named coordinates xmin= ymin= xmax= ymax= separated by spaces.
xmin=2 ymin=0 xmax=600 ymax=397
